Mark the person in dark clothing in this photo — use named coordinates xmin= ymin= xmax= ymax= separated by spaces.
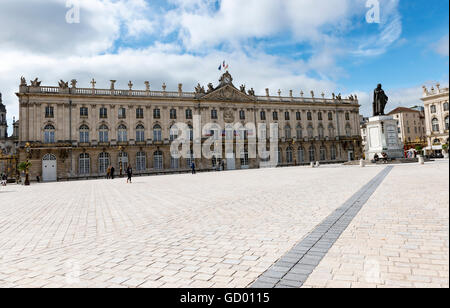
xmin=110 ymin=166 xmax=115 ymax=179
xmin=126 ymin=165 xmax=133 ymax=183
xmin=191 ymin=162 xmax=196 ymax=175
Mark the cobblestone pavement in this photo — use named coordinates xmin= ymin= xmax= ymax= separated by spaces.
xmin=303 ymin=160 xmax=449 ymax=288
xmin=0 ymin=161 xmax=447 ymax=288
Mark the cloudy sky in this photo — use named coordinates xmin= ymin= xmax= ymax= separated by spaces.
xmin=0 ymin=0 xmax=448 ymax=133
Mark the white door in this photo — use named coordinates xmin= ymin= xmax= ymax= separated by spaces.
xmin=42 ymin=154 xmax=57 ymax=182
xmin=226 ymin=153 xmax=235 ymax=170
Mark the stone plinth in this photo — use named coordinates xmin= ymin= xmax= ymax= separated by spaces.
xmin=366 ymin=115 xmax=404 ymax=160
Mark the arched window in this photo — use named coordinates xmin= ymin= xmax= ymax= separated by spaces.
xmin=284 ymin=125 xmax=291 ymax=139
xmin=320 ymin=146 xmax=327 ymax=161
xmin=307 ymin=125 xmax=314 ymax=138
xmin=44 ymin=124 xmax=55 ymax=143
xmin=170 ymin=124 xmax=179 ymax=141
xmin=79 ymin=125 xmax=89 ymax=143
xmin=79 ymin=153 xmax=90 ymax=175
xmin=445 ymin=116 xmax=449 ymax=131
xmin=309 ymin=146 xmax=316 ymax=162
xmin=328 ymin=124 xmax=335 ymax=138
xmin=331 ymin=145 xmax=337 ymax=161
xmin=136 ymin=152 xmax=146 ymax=171
xmin=277 ymin=148 xmax=282 ymax=164
xmin=136 ymin=125 xmax=145 ymax=142
xmin=153 ymin=125 xmax=162 ymax=142
xmin=286 ymin=147 xmax=293 ymax=164
xmin=296 ymin=125 xmax=303 ymax=139
xmin=98 ymin=153 xmax=110 ymax=174
xmin=99 ymin=125 xmax=109 ymax=143
xmin=432 ymin=118 xmax=440 ymax=132
xmin=118 ymin=124 xmax=127 ymax=142
xmin=345 ymin=124 xmax=352 ymax=137
xmin=171 ymin=150 xmax=179 ymax=169
xmin=154 ymin=151 xmax=163 ymax=170
xmin=298 ymin=147 xmax=305 ymax=163
xmin=318 ymin=125 xmax=324 ymax=139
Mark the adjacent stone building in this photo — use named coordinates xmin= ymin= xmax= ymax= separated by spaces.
xmin=421 ymin=83 xmax=449 ymax=155
xmin=16 ymin=73 xmax=363 ymax=181
xmin=0 ymin=93 xmax=19 ymax=177
xmin=387 ymin=107 xmax=426 ymax=146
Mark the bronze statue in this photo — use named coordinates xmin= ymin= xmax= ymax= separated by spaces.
xmin=373 ymin=84 xmax=388 ymax=116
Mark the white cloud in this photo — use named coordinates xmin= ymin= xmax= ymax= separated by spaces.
xmin=435 ymin=34 xmax=449 ymax=57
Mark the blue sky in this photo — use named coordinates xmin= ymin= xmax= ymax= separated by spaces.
xmin=0 ymin=0 xmax=448 ymax=134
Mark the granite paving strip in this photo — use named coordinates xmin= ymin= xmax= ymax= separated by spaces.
xmin=251 ymin=166 xmax=394 ymax=288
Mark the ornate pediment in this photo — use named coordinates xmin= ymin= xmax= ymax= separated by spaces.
xmin=201 ymin=84 xmax=255 ymax=102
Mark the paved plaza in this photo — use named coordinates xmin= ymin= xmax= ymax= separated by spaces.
xmin=0 ymin=161 xmax=448 ymax=288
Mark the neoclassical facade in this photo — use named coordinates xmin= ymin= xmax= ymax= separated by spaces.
xmin=421 ymin=83 xmax=449 ymax=154
xmin=17 ymin=73 xmax=362 ymax=181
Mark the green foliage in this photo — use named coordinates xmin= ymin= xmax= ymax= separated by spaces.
xmin=18 ymin=161 xmax=32 ymax=172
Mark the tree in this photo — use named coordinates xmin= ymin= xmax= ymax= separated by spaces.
xmin=18 ymin=160 xmax=32 ymax=186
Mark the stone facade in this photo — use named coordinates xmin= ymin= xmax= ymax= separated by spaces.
xmin=387 ymin=107 xmax=426 ymax=145
xmin=0 ymin=93 xmax=19 ymax=178
xmin=421 ymin=84 xmax=449 ymax=154
xmin=16 ymin=73 xmax=363 ymax=181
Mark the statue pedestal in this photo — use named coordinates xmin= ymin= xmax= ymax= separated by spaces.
xmin=366 ymin=115 xmax=404 ymax=160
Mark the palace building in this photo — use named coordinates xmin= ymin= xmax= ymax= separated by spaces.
xmin=16 ymin=72 xmax=362 ymax=182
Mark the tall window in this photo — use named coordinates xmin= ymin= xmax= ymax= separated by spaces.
xmin=153 ymin=108 xmax=161 ymax=119
xmin=430 ymin=105 xmax=437 ymax=114
xmin=277 ymin=148 xmax=282 ymax=164
xmin=136 ymin=124 xmax=145 ymax=142
xmin=273 ymin=111 xmax=278 ymax=121
xmin=188 ymin=125 xmax=194 ymax=141
xmin=98 ymin=153 xmax=110 ymax=174
xmin=99 ymin=125 xmax=109 ymax=143
xmin=136 ymin=152 xmax=146 ymax=171
xmin=445 ymin=116 xmax=449 ymax=131
xmin=239 ymin=110 xmax=245 ymax=120
xmin=345 ymin=113 xmax=350 ymax=121
xmin=307 ymin=125 xmax=314 ymax=138
xmin=345 ymin=124 xmax=352 ymax=137
xmin=100 ymin=107 xmax=107 ymax=119
xmin=307 ymin=112 xmax=312 ymax=121
xmin=285 ymin=112 xmax=290 ymax=121
xmin=118 ymin=152 xmax=128 ymax=169
xmin=260 ymin=111 xmax=266 ymax=121
xmin=44 ymin=124 xmax=55 ymax=143
xmin=331 ymin=146 xmax=337 ymax=161
xmin=118 ymin=125 xmax=128 ymax=142
xmin=240 ymin=150 xmax=249 ymax=167
xmin=328 ymin=125 xmax=335 ymax=138
xmin=284 ymin=125 xmax=291 ymax=139
xmin=170 ymin=125 xmax=179 ymax=141
xmin=211 ymin=109 xmax=218 ymax=120
xmin=136 ymin=108 xmax=144 ymax=119
xmin=153 ymin=125 xmax=162 ymax=141
xmin=171 ymin=153 xmax=179 ymax=169
xmin=320 ymin=146 xmax=326 ymax=161
xmin=444 ymin=102 xmax=449 ymax=111
xmin=328 ymin=112 xmax=333 ymax=121
xmin=79 ymin=125 xmax=89 ymax=143
xmin=79 ymin=153 xmax=90 ymax=175
xmin=80 ymin=107 xmax=88 ymax=117
xmin=170 ymin=109 xmax=177 ymax=120
xmin=45 ymin=106 xmax=54 ymax=118
xmin=286 ymin=147 xmax=293 ymax=164
xmin=154 ymin=151 xmax=163 ymax=170
xmin=432 ymin=118 xmax=440 ymax=132
xmin=298 ymin=147 xmax=305 ymax=163
xmin=318 ymin=125 xmax=324 ymax=139
xmin=318 ymin=112 xmax=323 ymax=121
xmin=118 ymin=107 xmax=126 ymax=119
xmin=309 ymin=146 xmax=316 ymax=162
xmin=296 ymin=125 xmax=303 ymax=139
xmin=296 ymin=112 xmax=301 ymax=121
xmin=186 ymin=109 xmax=193 ymax=120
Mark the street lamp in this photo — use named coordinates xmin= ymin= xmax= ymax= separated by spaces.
xmin=118 ymin=146 xmax=124 ymax=177
xmin=24 ymin=142 xmax=31 ymax=186
xmin=292 ymin=139 xmax=297 ymax=166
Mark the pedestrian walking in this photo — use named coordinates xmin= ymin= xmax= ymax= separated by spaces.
xmin=1 ymin=173 xmax=7 ymax=186
xmin=106 ymin=166 xmax=111 ymax=179
xmin=191 ymin=162 xmax=196 ymax=175
xmin=126 ymin=165 xmax=133 ymax=183
xmin=111 ymin=166 xmax=115 ymax=179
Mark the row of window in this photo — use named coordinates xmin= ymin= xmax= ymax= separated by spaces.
xmin=430 ymin=102 xmax=449 ymax=114
xmin=44 ymin=106 xmax=352 ymax=122
xmin=77 ymin=146 xmax=339 ymax=175
xmin=431 ymin=116 xmax=450 ymax=132
xmin=43 ymin=123 xmax=353 ymax=144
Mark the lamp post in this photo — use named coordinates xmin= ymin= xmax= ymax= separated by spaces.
xmin=292 ymin=140 xmax=297 ymax=166
xmin=24 ymin=143 xmax=31 ymax=186
xmin=118 ymin=146 xmax=124 ymax=177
